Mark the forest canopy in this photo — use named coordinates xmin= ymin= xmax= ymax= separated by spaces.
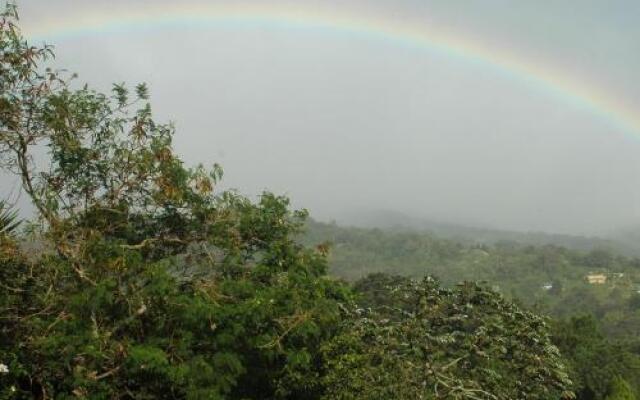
xmin=0 ymin=4 xmax=636 ymax=399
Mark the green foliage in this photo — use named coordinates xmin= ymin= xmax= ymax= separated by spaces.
xmin=303 ymin=220 xmax=640 ymax=341
xmin=322 ymin=274 xmax=574 ymax=399
xmin=0 ymin=7 xmax=349 ymax=398
xmin=0 ymin=194 xmax=352 ymax=398
xmin=552 ymin=316 xmax=640 ymax=400
xmin=0 ymin=200 xmax=20 ymax=236
xmin=303 ymin=221 xmax=640 ymax=399
xmin=352 ymin=272 xmax=411 ymax=312
xmin=606 ymin=377 xmax=636 ymax=400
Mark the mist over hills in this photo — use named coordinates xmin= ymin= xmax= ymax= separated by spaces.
xmin=326 ymin=208 xmax=640 ymax=257
xmin=607 ymin=223 xmax=640 ymax=252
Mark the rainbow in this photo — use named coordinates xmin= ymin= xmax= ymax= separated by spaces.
xmin=22 ymin=2 xmax=640 ymax=138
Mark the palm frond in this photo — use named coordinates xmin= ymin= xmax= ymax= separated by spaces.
xmin=0 ymin=200 xmax=21 ymax=235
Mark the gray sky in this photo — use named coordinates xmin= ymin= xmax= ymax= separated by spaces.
xmin=8 ymin=0 xmax=640 ymax=235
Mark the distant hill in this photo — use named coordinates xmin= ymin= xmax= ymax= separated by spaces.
xmin=607 ymin=224 xmax=640 ymax=255
xmin=330 ymin=209 xmax=640 ymax=256
xmin=301 ymin=218 xmax=640 ymax=342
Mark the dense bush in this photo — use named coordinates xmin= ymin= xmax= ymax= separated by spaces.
xmin=325 ymin=274 xmax=574 ymax=399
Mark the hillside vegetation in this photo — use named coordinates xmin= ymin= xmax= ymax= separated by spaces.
xmin=333 ymin=209 xmax=640 ymax=257
xmin=303 ymin=220 xmax=640 ymax=397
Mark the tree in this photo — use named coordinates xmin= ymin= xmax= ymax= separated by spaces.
xmin=606 ymin=377 xmax=636 ymax=400
xmin=351 ymin=272 xmax=411 ymax=313
xmin=321 ymin=275 xmax=574 ymax=399
xmin=583 ymin=250 xmax=613 ymax=271
xmin=0 ymin=200 xmax=20 ymax=236
xmin=551 ymin=315 xmax=640 ymax=400
xmin=1 ymin=6 xmax=350 ymax=398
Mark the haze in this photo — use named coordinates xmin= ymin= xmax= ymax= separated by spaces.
xmin=9 ymin=0 xmax=640 ymax=235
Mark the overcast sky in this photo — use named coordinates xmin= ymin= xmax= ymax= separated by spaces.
xmin=8 ymin=0 xmax=640 ymax=235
